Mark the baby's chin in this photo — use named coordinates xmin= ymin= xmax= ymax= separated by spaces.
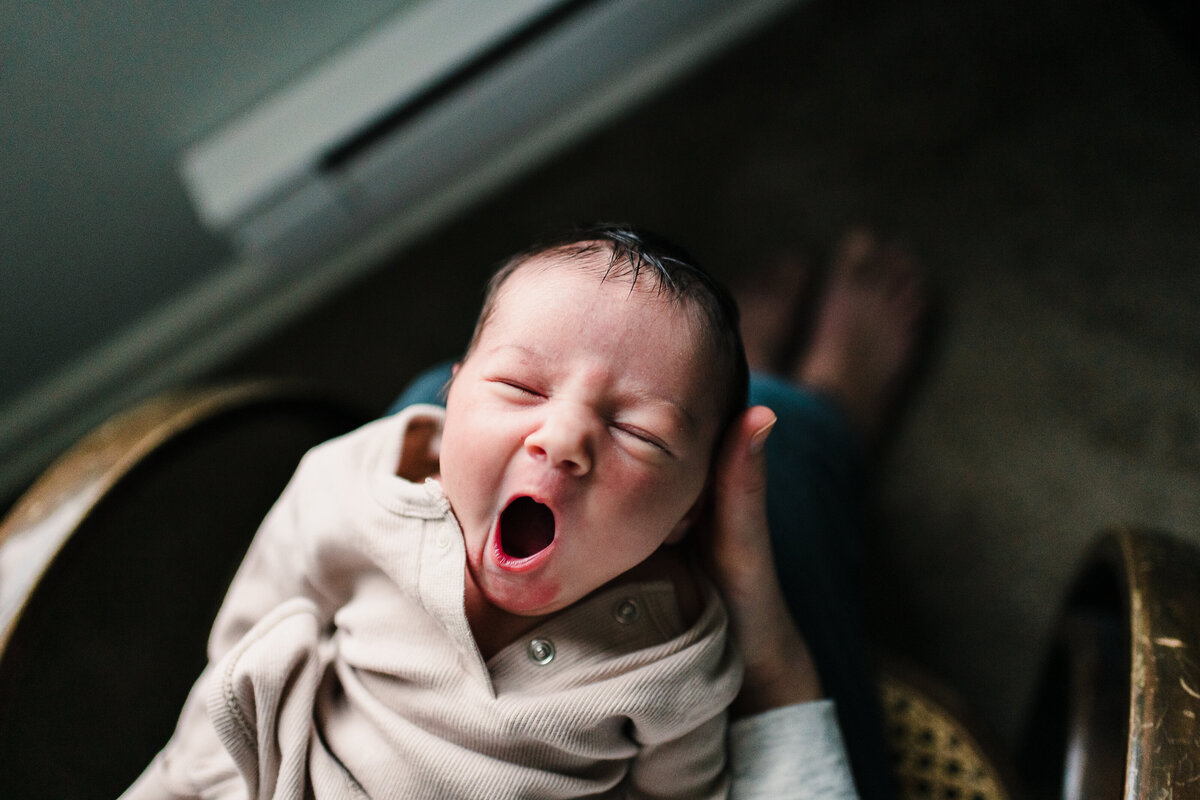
xmin=478 ymin=574 xmax=568 ymax=618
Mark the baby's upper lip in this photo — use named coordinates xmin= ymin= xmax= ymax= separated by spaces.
xmin=504 ymin=469 xmax=571 ymax=518
xmin=504 ymin=488 xmax=550 ymax=510
xmin=497 ymin=465 xmax=579 ymax=539
xmin=503 ymin=491 xmax=564 ymax=530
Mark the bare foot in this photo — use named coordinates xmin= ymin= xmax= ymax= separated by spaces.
xmin=798 ymin=229 xmax=925 ymax=439
xmin=735 ymin=255 xmax=809 ymax=374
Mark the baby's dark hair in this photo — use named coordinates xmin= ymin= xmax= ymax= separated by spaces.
xmin=466 ymin=223 xmax=749 ymax=434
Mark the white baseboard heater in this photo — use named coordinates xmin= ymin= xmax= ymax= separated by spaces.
xmin=179 ymin=0 xmax=803 ymax=269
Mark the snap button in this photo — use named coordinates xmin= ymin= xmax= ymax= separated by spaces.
xmin=613 ymin=598 xmax=640 ymax=624
xmin=528 ymin=638 xmax=555 ymax=665
xmin=434 ymin=529 xmax=451 ymax=549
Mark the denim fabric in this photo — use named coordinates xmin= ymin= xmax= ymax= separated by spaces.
xmin=750 ymin=375 xmax=890 ymax=800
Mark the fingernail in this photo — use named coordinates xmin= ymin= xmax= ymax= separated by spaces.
xmin=748 ymin=415 xmax=777 ymax=455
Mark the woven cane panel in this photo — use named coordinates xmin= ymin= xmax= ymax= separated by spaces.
xmin=880 ymin=674 xmax=1012 ymax=800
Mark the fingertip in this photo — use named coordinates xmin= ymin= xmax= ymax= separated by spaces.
xmin=746 ymin=407 xmax=777 ymax=455
xmin=742 ymin=404 xmax=776 ymax=430
xmin=717 ymin=406 xmax=777 ymax=477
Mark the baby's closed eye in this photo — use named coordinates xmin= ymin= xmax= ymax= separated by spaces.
xmin=611 ymin=423 xmax=670 ymax=454
xmin=489 ymin=378 xmax=544 ymax=402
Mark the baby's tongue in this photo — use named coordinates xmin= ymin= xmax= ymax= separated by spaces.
xmin=499 ymin=497 xmax=555 ymax=558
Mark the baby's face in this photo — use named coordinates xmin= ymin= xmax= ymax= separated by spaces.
xmin=439 ymin=253 xmax=722 ymax=618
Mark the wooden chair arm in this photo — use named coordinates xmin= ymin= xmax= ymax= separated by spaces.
xmin=1022 ymin=527 xmax=1200 ymax=800
xmin=0 ymin=382 xmax=364 ymax=799
xmin=1110 ymin=528 xmax=1200 ymax=799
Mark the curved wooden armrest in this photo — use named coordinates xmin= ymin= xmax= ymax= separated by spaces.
xmin=1111 ymin=528 xmax=1200 ymax=799
xmin=0 ymin=382 xmax=365 ymax=800
xmin=0 ymin=382 xmax=339 ymax=648
xmin=1022 ymin=527 xmax=1200 ymax=800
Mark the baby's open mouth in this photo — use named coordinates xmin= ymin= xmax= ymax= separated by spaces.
xmin=499 ymin=497 xmax=556 ymax=558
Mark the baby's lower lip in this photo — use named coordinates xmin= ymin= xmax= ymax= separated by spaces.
xmin=491 ymin=518 xmax=555 ymax=573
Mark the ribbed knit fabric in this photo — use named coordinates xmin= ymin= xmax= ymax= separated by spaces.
xmin=123 ymin=406 xmax=742 ymax=799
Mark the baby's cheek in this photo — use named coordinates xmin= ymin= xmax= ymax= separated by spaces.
xmin=609 ymin=465 xmax=664 ymax=501
xmin=613 ymin=466 xmax=699 ymax=523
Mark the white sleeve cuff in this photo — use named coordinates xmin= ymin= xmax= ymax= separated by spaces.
xmin=728 ymin=699 xmax=860 ymax=799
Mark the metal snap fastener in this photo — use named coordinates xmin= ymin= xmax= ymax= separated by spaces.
xmin=613 ymin=598 xmax=640 ymax=624
xmin=528 ymin=638 xmax=555 ymax=665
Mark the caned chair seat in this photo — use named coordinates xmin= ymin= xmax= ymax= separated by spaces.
xmin=880 ymin=664 xmax=1015 ymax=800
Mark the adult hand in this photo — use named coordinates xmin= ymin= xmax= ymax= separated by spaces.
xmin=706 ymin=405 xmax=823 ymax=716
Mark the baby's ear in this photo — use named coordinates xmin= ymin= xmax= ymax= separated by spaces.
xmin=441 ymin=362 xmax=462 ymax=398
xmin=665 ymin=483 xmax=711 ymax=544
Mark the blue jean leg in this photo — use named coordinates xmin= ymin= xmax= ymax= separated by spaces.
xmin=389 ymin=364 xmax=891 ymax=797
xmin=751 ymin=374 xmax=892 ymax=799
xmin=387 ymin=363 xmax=454 ymax=413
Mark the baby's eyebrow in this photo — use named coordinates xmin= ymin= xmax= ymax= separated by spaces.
xmin=485 ymin=343 xmax=545 ymax=363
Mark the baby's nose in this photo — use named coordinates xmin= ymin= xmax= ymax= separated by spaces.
xmin=524 ymin=406 xmax=596 ymax=476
